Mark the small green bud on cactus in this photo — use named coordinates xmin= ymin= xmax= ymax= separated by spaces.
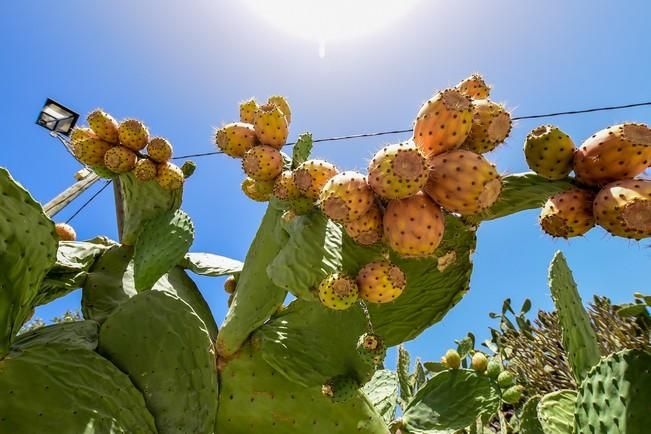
xmin=321 ymin=375 xmax=359 ymax=403
xmin=180 ymin=161 xmax=196 ymax=178
xmin=486 ymin=359 xmax=502 ymax=378
xmin=497 ymin=370 xmax=515 ymax=388
xmin=501 ymin=385 xmax=524 ymax=404
xmin=356 ymin=333 xmax=386 ymax=367
xmin=444 ymin=349 xmax=461 ymax=369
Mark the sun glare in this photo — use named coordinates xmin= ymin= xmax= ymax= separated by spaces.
xmin=243 ymin=0 xmax=422 ymax=57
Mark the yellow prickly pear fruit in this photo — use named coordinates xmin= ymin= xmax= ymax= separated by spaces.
xmin=215 ymin=122 xmax=257 ymax=158
xmin=413 ymin=89 xmax=473 ymax=158
xmin=272 ymin=170 xmax=301 ymax=201
xmin=74 ymin=137 xmax=112 ymax=166
xmin=318 ymin=273 xmax=359 ymax=310
xmin=133 ymin=158 xmax=157 ymax=181
xmin=253 ymin=103 xmax=289 ymax=149
xmin=319 ymin=171 xmax=375 ymax=223
xmin=147 ymin=137 xmax=173 ymax=163
xmin=118 ymin=119 xmax=149 ymax=151
xmin=524 ymin=125 xmax=576 ymax=180
xmin=70 ymin=127 xmax=96 ymax=144
xmin=471 ymin=352 xmax=489 ymax=373
xmin=456 ymin=74 xmax=491 ymax=100
xmin=242 ymin=145 xmax=283 ymax=181
xmin=156 ymin=162 xmax=184 ymax=190
xmin=383 ymin=192 xmax=445 ymax=258
xmin=344 ymin=204 xmax=383 ymax=246
xmin=87 ymin=109 xmax=119 ymax=143
xmin=444 ymin=349 xmax=461 ymax=369
xmin=241 ymin=177 xmax=274 ymax=202
xmin=267 ymin=95 xmax=291 ymax=124
xmin=357 ymin=260 xmax=406 ymax=304
xmin=539 ymin=188 xmax=595 ymax=238
xmin=224 ymin=275 xmax=237 ymax=294
xmin=293 ymin=159 xmax=338 ymax=199
xmin=462 ymin=100 xmax=512 ymax=154
xmin=368 ymin=141 xmax=429 ymax=200
xmin=574 ymin=123 xmax=651 ymax=186
xmin=424 ymin=150 xmax=502 ymax=215
xmin=104 ymin=146 xmax=137 ymax=174
xmin=593 ymin=179 xmax=651 ymax=239
xmin=55 ymin=223 xmax=76 ymax=241
xmin=239 ymin=98 xmax=258 ymax=124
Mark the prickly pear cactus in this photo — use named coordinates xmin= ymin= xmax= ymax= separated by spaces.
xmin=537 ymin=390 xmax=577 ymax=434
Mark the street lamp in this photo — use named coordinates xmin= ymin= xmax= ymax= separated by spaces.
xmin=35 ymin=98 xmax=79 ymax=136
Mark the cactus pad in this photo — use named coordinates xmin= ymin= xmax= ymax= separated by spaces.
xmin=363 ymin=369 xmax=399 ymax=423
xmin=519 ymin=396 xmax=544 ymax=434
xmin=537 ymin=390 xmax=577 ymax=434
xmin=180 ymin=252 xmax=243 ymax=276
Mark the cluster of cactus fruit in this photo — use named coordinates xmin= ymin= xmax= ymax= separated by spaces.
xmin=0 ymin=73 xmax=649 ymax=434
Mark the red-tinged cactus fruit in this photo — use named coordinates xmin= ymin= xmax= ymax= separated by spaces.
xmin=118 ymin=119 xmax=149 ymax=151
xmin=357 ymin=260 xmax=406 ymax=304
xmin=242 ymin=145 xmax=283 ymax=181
xmin=456 ymin=73 xmax=491 ymax=100
xmin=215 ymin=122 xmax=257 ymax=158
xmin=424 ymin=150 xmax=502 ymax=215
xmin=524 ymin=125 xmax=576 ymax=180
xmin=87 ymin=109 xmax=119 ymax=143
xmin=133 ymin=158 xmax=158 ymax=181
xmin=593 ymin=178 xmax=651 ymax=239
xmin=156 ymin=161 xmax=185 ymax=191
xmin=318 ymin=273 xmax=359 ymax=310
xmin=462 ymin=99 xmax=512 ymax=154
xmin=343 ymin=204 xmax=383 ymax=246
xmin=241 ymin=177 xmax=274 ymax=202
xmin=54 ymin=223 xmax=76 ymax=241
xmin=239 ymin=98 xmax=259 ymax=124
xmin=383 ymin=192 xmax=445 ymax=258
xmin=289 ymin=196 xmax=315 ymax=215
xmin=539 ymin=188 xmax=595 ymax=238
xmin=293 ymin=159 xmax=338 ymax=199
xmin=318 ymin=171 xmax=375 ymax=223
xmin=253 ymin=103 xmax=289 ymax=149
xmin=574 ymin=123 xmax=651 ymax=186
xmin=272 ymin=170 xmax=301 ymax=201
xmin=413 ymin=88 xmax=473 ymax=158
xmin=367 ymin=141 xmax=429 ymax=200
xmin=74 ymin=137 xmax=113 ymax=167
xmin=267 ymin=95 xmax=292 ymax=125
xmin=147 ymin=137 xmax=174 ymax=163
xmin=104 ymin=146 xmax=138 ymax=174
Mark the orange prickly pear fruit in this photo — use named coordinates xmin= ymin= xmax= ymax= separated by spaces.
xmin=74 ymin=137 xmax=112 ymax=167
xmin=272 ymin=170 xmax=301 ymax=201
xmin=133 ymin=158 xmax=158 ymax=181
xmin=267 ymin=95 xmax=291 ymax=125
xmin=357 ymin=260 xmax=406 ymax=304
xmin=215 ymin=122 xmax=257 ymax=158
xmin=462 ymin=100 xmax=511 ymax=154
xmin=118 ymin=119 xmax=149 ymax=151
xmin=242 ymin=145 xmax=283 ymax=181
xmin=539 ymin=188 xmax=595 ymax=238
xmin=87 ymin=109 xmax=119 ymax=144
xmin=593 ymin=178 xmax=651 ymax=239
xmin=156 ymin=162 xmax=184 ymax=190
xmin=319 ymin=171 xmax=375 ymax=223
xmin=55 ymin=223 xmax=76 ymax=241
xmin=147 ymin=137 xmax=173 ymax=163
xmin=253 ymin=103 xmax=289 ymax=149
xmin=318 ymin=273 xmax=359 ymax=310
xmin=293 ymin=159 xmax=338 ymax=199
xmin=344 ymin=204 xmax=383 ymax=246
xmin=456 ymin=73 xmax=491 ymax=100
xmin=104 ymin=146 xmax=137 ymax=174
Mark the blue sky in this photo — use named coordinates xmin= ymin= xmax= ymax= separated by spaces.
xmin=1 ymin=0 xmax=649 ymax=367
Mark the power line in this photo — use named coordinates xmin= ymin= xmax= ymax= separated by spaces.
xmin=65 ymin=180 xmax=112 ymax=224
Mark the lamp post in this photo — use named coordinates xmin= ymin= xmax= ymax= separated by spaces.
xmin=35 ymin=98 xmax=79 ymax=136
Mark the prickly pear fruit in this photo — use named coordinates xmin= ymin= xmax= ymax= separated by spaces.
xmin=224 ymin=275 xmax=237 ymax=294
xmin=322 ymin=376 xmax=359 ymax=403
xmin=215 ymin=122 xmax=257 ymax=158
xmin=444 ymin=349 xmax=461 ymax=369
xmin=133 ymin=158 xmax=158 ymax=181
xmin=289 ymin=196 xmax=315 ymax=215
xmin=74 ymin=137 xmax=112 ymax=166
xmin=539 ymin=188 xmax=595 ymax=238
xmin=293 ymin=159 xmax=338 ymax=199
xmin=239 ymin=98 xmax=258 ymax=124
xmin=318 ymin=273 xmax=359 ymax=310
xmin=383 ymin=192 xmax=445 ymax=258
xmin=267 ymin=95 xmax=291 ymax=124
xmin=574 ymin=123 xmax=651 ymax=185
xmin=424 ymin=150 xmax=502 ymax=215
xmin=486 ymin=360 xmax=502 ymax=378
xmin=253 ymin=103 xmax=289 ymax=149
xmin=497 ymin=371 xmax=515 ymax=388
xmin=471 ymin=352 xmax=488 ymax=373
xmin=118 ymin=119 xmax=149 ymax=151
xmin=242 ymin=145 xmax=283 ymax=181
xmin=524 ymin=125 xmax=576 ymax=180
xmin=319 ymin=171 xmax=375 ymax=223
xmin=156 ymin=162 xmax=184 ymax=190
xmin=357 ymin=333 xmax=386 ymax=367
xmin=593 ymin=178 xmax=651 ymax=239
xmin=87 ymin=109 xmax=119 ymax=143
xmin=357 ymin=260 xmax=406 ymax=304
xmin=147 ymin=137 xmax=173 ymax=163
xmin=343 ymin=204 xmax=383 ymax=246
xmin=272 ymin=170 xmax=300 ymax=201
xmin=502 ymin=385 xmax=524 ymax=404
xmin=104 ymin=146 xmax=137 ymax=174
xmin=241 ymin=177 xmax=274 ymax=202
xmin=70 ymin=127 xmax=95 ymax=144
xmin=367 ymin=141 xmax=428 ymax=200
xmin=462 ymin=100 xmax=511 ymax=154
xmin=456 ymin=73 xmax=490 ymax=100
xmin=413 ymin=88 xmax=473 ymax=158
xmin=55 ymin=223 xmax=76 ymax=241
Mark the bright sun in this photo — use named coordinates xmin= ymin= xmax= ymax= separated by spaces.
xmin=243 ymin=0 xmax=422 ymax=57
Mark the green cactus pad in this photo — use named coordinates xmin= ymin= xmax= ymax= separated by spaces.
xmin=217 ymin=206 xmax=288 ymax=357
xmin=180 ymin=252 xmax=243 ymax=276
xmin=133 ymin=209 xmax=194 ymax=291
xmin=291 ymin=132 xmax=313 ymax=169
xmin=0 ymin=342 xmax=156 ymax=433
xmin=575 ymin=349 xmax=651 ymax=434
xmin=398 ymin=345 xmax=413 ymax=408
xmin=537 ymin=390 xmax=577 ymax=434
xmin=0 ymin=168 xmax=58 ymax=355
xmin=402 ymin=369 xmax=501 ymax=432
xmin=11 ymin=320 xmax=99 ymax=353
xmin=363 ymin=369 xmax=399 ymax=423
xmin=519 ymin=396 xmax=544 ymax=434
xmin=118 ymin=171 xmax=182 ymax=245
xmin=215 ymin=342 xmax=389 ymax=434
xmin=99 ymin=290 xmax=217 ymax=434
xmin=548 ymin=251 xmax=600 ymax=381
